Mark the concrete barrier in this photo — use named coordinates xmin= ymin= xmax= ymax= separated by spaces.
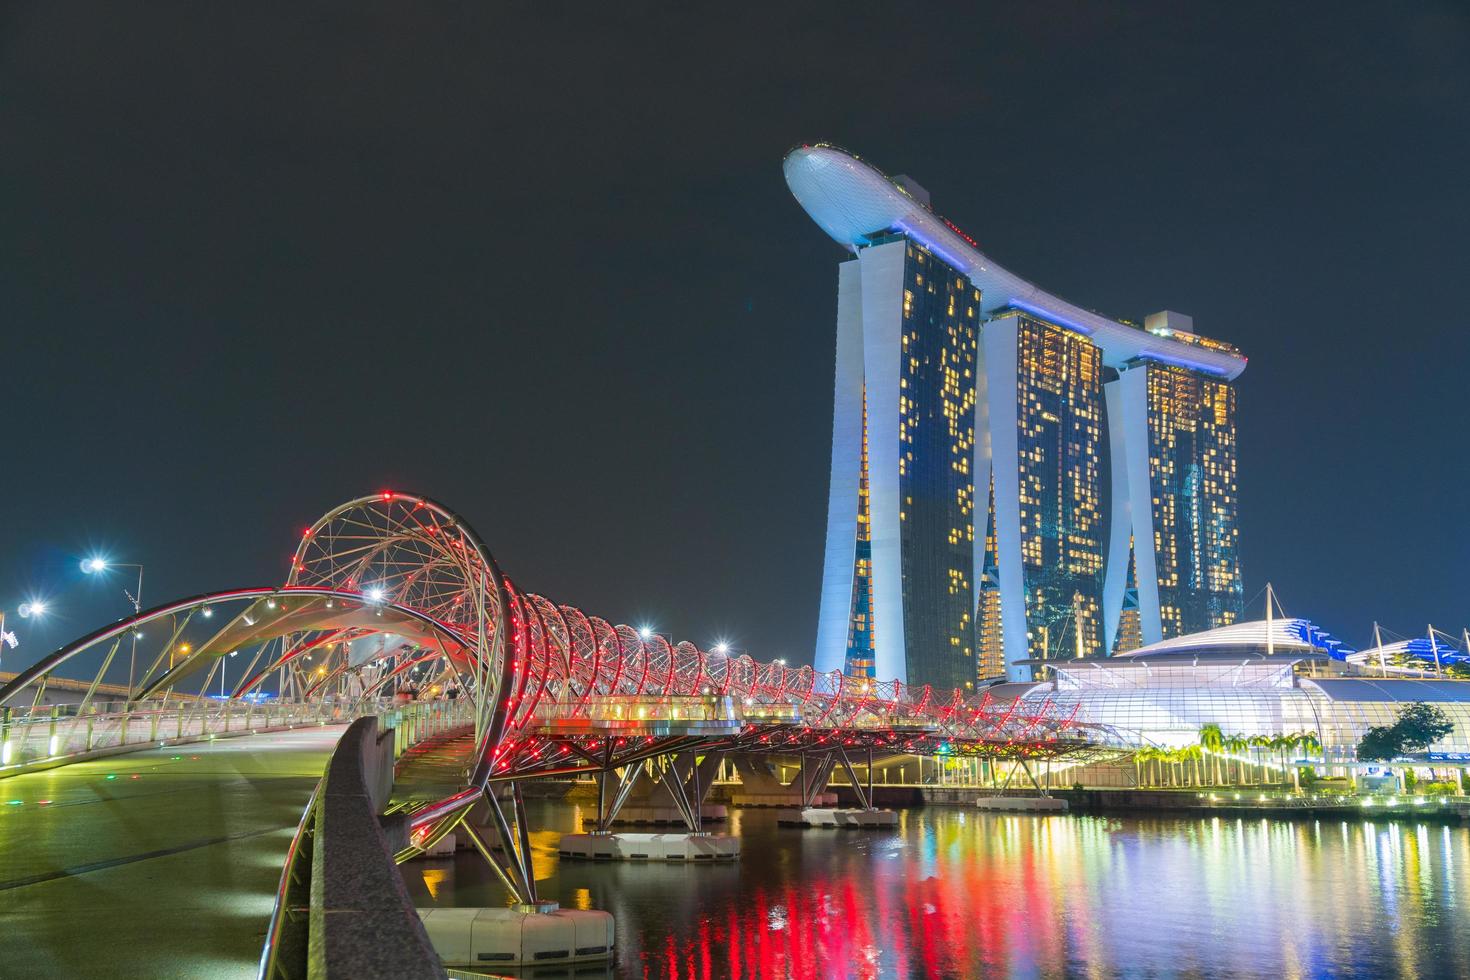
xmin=260 ymin=716 xmax=447 ymax=979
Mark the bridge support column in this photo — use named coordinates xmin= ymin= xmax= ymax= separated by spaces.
xmin=563 ymin=750 xmax=738 ymax=862
xmin=778 ymin=746 xmax=898 ymax=829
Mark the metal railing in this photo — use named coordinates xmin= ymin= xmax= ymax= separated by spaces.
xmin=0 ymin=697 xmax=470 ymax=777
xmin=259 ymin=715 xmax=450 ymax=980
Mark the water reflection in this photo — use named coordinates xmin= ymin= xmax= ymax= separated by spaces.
xmin=402 ymin=802 xmax=1470 ymax=979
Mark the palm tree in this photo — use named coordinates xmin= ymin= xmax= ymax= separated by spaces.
xmin=1248 ymin=735 xmax=1273 ymax=783
xmin=1297 ymin=732 xmax=1322 ymax=762
xmin=1269 ymin=734 xmax=1293 ymax=789
xmin=1225 ymin=734 xmax=1250 ymax=785
xmin=1199 ymin=723 xmax=1224 ymax=785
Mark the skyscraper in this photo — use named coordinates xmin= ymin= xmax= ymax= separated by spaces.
xmin=1102 ymin=311 xmax=1244 ymax=651
xmin=814 ymin=235 xmax=980 ymax=692
xmin=786 ymin=144 xmax=1247 ymax=685
xmin=978 ymin=308 xmax=1106 ymax=671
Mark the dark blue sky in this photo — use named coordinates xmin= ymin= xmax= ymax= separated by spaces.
xmin=2 ymin=3 xmax=1467 ymax=666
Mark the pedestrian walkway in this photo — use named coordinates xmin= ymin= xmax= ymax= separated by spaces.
xmin=391 ymin=726 xmax=475 ymax=804
xmin=0 ymin=725 xmax=346 ymax=979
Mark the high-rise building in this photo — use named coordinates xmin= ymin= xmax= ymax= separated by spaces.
xmin=978 ymin=308 xmax=1106 ymax=671
xmin=1102 ymin=312 xmax=1244 ymax=651
xmin=813 ymin=234 xmax=980 ymax=692
xmin=786 ymin=144 xmax=1247 ymax=685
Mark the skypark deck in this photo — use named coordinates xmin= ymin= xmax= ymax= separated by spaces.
xmin=783 ymin=143 xmax=1247 ymax=379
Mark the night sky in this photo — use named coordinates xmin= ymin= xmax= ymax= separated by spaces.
xmin=3 ymin=3 xmax=1467 ymax=668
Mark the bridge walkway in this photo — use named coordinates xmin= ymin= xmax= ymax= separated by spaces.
xmin=391 ymin=726 xmax=475 ymax=804
xmin=0 ymin=724 xmax=346 ymax=979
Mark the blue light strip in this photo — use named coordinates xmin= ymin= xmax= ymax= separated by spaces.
xmin=1004 ymin=298 xmax=1097 ymax=337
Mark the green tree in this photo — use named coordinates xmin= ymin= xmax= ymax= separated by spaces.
xmin=1297 ymin=732 xmax=1322 ymax=760
xmin=1356 ymin=702 xmax=1455 ymax=762
xmin=1356 ymin=725 xmax=1401 ymax=762
xmin=1225 ymin=734 xmax=1250 ymax=784
xmin=1199 ymin=723 xmax=1224 ymax=785
xmin=1248 ymin=734 xmax=1273 ymax=782
xmin=1395 ymin=703 xmax=1455 ymax=751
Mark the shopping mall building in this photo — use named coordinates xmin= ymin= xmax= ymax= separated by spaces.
xmin=1000 ymin=618 xmax=1470 ymax=764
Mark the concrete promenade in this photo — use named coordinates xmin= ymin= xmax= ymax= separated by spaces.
xmin=0 ymin=725 xmax=345 ymax=978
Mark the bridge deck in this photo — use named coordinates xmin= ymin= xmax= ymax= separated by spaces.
xmin=392 ymin=725 xmax=475 ymax=802
xmin=0 ymin=725 xmax=346 ymax=978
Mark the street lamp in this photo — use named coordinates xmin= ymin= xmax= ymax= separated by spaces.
xmin=1 ymin=599 xmax=47 ymax=666
xmin=638 ymin=625 xmax=654 ymax=641
xmin=83 ymin=556 xmax=144 ymax=697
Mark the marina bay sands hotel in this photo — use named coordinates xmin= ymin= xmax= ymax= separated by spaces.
xmin=786 ymin=144 xmax=1247 ymax=689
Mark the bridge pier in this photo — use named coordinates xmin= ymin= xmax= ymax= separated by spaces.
xmin=777 ymin=746 xmax=898 ymax=829
xmin=562 ymin=748 xmax=739 ymax=862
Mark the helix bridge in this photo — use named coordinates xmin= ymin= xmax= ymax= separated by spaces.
xmin=0 ymin=492 xmax=1098 ymax=911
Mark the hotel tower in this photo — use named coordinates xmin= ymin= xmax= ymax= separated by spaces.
xmin=786 ymin=144 xmax=1247 ymax=686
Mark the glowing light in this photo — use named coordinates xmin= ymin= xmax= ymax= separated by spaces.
xmin=638 ymin=626 xmax=654 ymax=641
xmin=18 ymin=600 xmax=46 ymax=618
xmin=365 ymin=587 xmax=386 ymax=604
xmin=81 ymin=556 xmax=108 ymax=574
xmin=202 ymin=607 xmax=213 ymax=618
xmin=713 ymin=642 xmax=730 ymax=655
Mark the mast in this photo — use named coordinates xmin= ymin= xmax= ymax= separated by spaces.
xmin=1374 ymin=621 xmax=1387 ymax=677
xmin=1265 ymin=582 xmax=1275 ymax=658
xmin=1428 ymin=625 xmax=1442 ymax=678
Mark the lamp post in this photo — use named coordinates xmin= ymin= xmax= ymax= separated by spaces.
xmin=1 ymin=600 xmax=48 ymax=669
xmin=82 ymin=558 xmax=143 ymax=698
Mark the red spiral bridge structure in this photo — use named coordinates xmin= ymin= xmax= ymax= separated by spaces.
xmin=0 ymin=492 xmax=1096 ymax=906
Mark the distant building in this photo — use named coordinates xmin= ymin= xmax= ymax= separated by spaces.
xmin=785 ymin=144 xmax=1247 ymax=685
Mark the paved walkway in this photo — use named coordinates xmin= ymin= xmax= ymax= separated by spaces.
xmin=0 ymin=725 xmax=345 ymax=978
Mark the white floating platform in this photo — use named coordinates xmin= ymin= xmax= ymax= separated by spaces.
xmin=418 ymin=906 xmax=614 ymax=967
xmin=731 ymin=792 xmax=807 ymax=807
xmin=557 ymin=832 xmax=741 ymax=862
xmin=777 ymin=807 xmax=898 ymax=828
xmin=605 ymin=803 xmax=728 ymax=826
xmin=975 ymin=796 xmax=1070 ymax=812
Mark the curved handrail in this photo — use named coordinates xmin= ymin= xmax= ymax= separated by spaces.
xmin=258 ymin=776 xmax=322 ymax=980
xmin=0 ymin=586 xmax=473 ymax=706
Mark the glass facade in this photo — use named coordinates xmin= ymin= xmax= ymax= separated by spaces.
xmin=875 ymin=242 xmax=979 ymax=690
xmin=1143 ymin=364 xmax=1243 ymax=635
xmin=844 ymin=389 xmax=876 ymax=676
xmin=1025 ymin=658 xmax=1470 ymax=762
xmin=1012 ymin=314 xmax=1105 ymax=663
xmin=976 ymin=476 xmax=1005 ymax=681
